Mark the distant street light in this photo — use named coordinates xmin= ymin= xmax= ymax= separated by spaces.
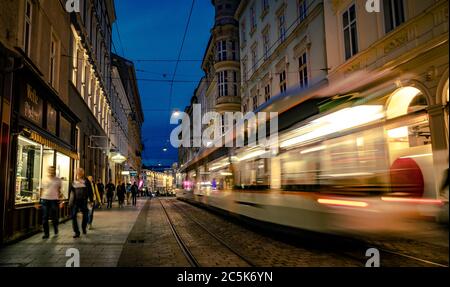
xmin=172 ymin=109 xmax=180 ymax=117
xmin=163 ymin=148 xmax=168 ymax=152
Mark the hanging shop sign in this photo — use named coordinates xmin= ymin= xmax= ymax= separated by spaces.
xmin=20 ymin=84 xmax=43 ymax=126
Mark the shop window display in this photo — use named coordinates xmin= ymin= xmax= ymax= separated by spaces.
xmin=15 ymin=136 xmax=72 ymax=204
xmin=15 ymin=136 xmax=42 ymax=204
xmin=56 ymin=152 xmax=70 ymax=198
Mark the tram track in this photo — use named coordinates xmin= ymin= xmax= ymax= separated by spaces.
xmin=158 ymin=198 xmax=255 ymax=267
xmin=176 ymin=197 xmax=448 ymax=267
xmin=159 ymin=198 xmax=199 ymax=267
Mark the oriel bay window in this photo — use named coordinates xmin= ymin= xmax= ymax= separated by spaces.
xmin=218 ymin=71 xmax=228 ymax=97
xmin=231 ymin=40 xmax=237 ymax=61
xmin=232 ymin=71 xmax=238 ymax=97
xmin=217 ymin=40 xmax=227 ymax=61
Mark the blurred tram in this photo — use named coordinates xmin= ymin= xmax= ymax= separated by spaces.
xmin=178 ymin=80 xmax=449 ymax=236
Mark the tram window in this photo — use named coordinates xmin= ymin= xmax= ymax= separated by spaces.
xmin=408 ymin=122 xmax=431 ymax=147
xmin=387 ymin=120 xmax=431 ymax=147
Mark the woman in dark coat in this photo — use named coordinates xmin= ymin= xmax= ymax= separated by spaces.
xmin=116 ymin=181 xmax=126 ymax=208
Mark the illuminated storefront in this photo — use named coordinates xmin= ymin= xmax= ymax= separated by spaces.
xmin=2 ymin=67 xmax=79 ymax=243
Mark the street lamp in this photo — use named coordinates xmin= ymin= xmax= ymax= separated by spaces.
xmin=163 ymin=148 xmax=168 ymax=152
xmin=172 ymin=109 xmax=180 ymax=117
xmin=111 ymin=153 xmax=127 ymax=164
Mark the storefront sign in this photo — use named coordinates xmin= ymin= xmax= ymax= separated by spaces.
xmin=20 ymin=84 xmax=43 ymax=126
xmin=28 ymin=130 xmax=78 ymax=159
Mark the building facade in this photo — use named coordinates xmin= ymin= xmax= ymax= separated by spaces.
xmin=236 ymin=0 xmax=328 ymax=113
xmin=0 ymin=0 xmax=145 ymax=243
xmin=0 ymin=0 xmax=79 ymax=243
xmin=202 ymin=0 xmax=242 ymax=115
xmin=110 ymin=56 xmax=130 ymax=184
xmin=111 ymin=54 xmax=144 ymax=182
xmin=178 ymin=0 xmax=241 ymax=183
xmin=68 ymin=0 xmax=116 ymax=184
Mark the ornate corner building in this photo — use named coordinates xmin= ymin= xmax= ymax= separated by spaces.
xmin=202 ymin=0 xmax=241 ymax=114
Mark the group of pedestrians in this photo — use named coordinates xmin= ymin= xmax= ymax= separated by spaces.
xmin=40 ymin=166 xmax=141 ymax=239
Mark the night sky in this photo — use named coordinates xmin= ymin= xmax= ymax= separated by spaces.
xmin=113 ymin=0 xmax=214 ymax=167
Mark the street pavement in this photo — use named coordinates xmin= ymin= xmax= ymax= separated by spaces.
xmin=0 ymin=199 xmax=146 ymax=267
xmin=0 ymin=197 xmax=447 ymax=267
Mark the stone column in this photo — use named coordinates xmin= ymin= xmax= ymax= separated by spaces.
xmin=428 ymin=104 xmax=449 ymax=199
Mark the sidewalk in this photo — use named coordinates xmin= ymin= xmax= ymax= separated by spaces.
xmin=0 ymin=199 xmax=146 ymax=267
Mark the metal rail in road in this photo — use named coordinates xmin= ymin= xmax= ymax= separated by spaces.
xmin=159 ymin=198 xmax=256 ymax=267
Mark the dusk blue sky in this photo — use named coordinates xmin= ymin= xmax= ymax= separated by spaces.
xmin=113 ymin=0 xmax=215 ymax=167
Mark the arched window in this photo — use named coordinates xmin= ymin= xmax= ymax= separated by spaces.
xmin=386 ymin=87 xmax=430 ymax=147
xmin=386 ymin=87 xmax=427 ymax=119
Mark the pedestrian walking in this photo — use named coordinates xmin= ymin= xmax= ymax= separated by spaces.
xmin=131 ymin=182 xmax=138 ymax=206
xmin=40 ymin=166 xmax=63 ymax=239
xmin=117 ymin=181 xmax=126 ymax=208
xmin=105 ymin=180 xmax=115 ymax=209
xmin=69 ymin=168 xmax=94 ymax=238
xmin=87 ymin=175 xmax=102 ymax=229
xmin=97 ymin=178 xmax=105 ymax=206
xmin=126 ymin=183 xmax=131 ymax=205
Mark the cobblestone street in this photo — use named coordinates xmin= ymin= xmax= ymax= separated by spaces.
xmin=0 ymin=198 xmax=447 ymax=267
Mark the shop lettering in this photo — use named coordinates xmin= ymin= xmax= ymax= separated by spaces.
xmin=24 ymin=102 xmax=41 ymax=123
xmin=23 ymin=85 xmax=42 ymax=124
xmin=26 ymin=85 xmax=38 ymax=104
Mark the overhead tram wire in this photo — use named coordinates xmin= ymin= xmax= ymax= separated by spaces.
xmin=168 ymin=0 xmax=196 ymax=115
xmin=62 ymin=0 xmax=323 ymax=89
xmin=114 ymin=18 xmax=126 ymax=57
